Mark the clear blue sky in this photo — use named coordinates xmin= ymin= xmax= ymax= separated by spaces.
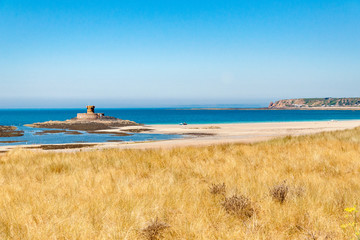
xmin=0 ymin=0 xmax=359 ymax=108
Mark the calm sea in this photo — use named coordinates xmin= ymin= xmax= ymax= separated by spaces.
xmin=1 ymin=108 xmax=360 ymax=146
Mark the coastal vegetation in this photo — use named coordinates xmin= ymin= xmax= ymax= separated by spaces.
xmin=1 ymin=127 xmax=360 ymax=239
xmin=269 ymin=97 xmax=360 ymax=109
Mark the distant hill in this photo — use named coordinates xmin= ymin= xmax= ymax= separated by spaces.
xmin=268 ymin=98 xmax=360 ymax=109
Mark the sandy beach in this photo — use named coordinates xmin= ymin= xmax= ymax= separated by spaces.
xmin=1 ymin=120 xmax=360 ymax=153
xmin=101 ymin=120 xmax=360 ymax=149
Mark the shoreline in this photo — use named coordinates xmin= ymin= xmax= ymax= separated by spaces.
xmin=148 ymin=118 xmax=360 ymax=125
xmin=1 ymin=119 xmax=360 ymax=153
xmin=188 ymin=107 xmax=360 ymax=110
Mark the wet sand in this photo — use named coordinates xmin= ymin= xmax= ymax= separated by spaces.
xmin=1 ymin=120 xmax=360 ymax=154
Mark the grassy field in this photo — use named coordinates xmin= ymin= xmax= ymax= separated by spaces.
xmin=1 ymin=128 xmax=360 ymax=239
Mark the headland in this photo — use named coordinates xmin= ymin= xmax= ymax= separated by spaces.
xmin=190 ymin=97 xmax=360 ymax=110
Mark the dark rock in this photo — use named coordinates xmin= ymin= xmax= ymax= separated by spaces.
xmin=0 ymin=125 xmax=24 ymax=137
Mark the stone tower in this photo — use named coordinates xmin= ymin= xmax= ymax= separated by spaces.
xmin=77 ymin=105 xmax=104 ymax=120
xmin=87 ymin=105 xmax=95 ymax=114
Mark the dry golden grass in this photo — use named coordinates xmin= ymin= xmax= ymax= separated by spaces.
xmin=1 ymin=127 xmax=360 ymax=239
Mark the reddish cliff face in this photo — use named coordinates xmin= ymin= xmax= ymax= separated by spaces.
xmin=269 ymin=99 xmax=306 ymax=108
xmin=268 ymin=98 xmax=360 ymax=109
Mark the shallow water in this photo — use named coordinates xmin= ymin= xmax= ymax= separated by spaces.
xmin=0 ymin=126 xmax=182 ymax=146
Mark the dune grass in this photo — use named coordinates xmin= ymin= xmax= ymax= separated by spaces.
xmin=1 ymin=127 xmax=360 ymax=239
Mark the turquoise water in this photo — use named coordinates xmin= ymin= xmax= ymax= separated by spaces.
xmin=0 ymin=125 xmax=182 ymax=146
xmin=1 ymin=108 xmax=360 ymax=146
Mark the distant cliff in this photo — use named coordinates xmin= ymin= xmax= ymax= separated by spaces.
xmin=268 ymin=98 xmax=360 ymax=109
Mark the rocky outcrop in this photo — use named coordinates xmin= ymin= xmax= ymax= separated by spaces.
xmin=25 ymin=119 xmax=140 ymax=131
xmin=0 ymin=126 xmax=24 ymax=137
xmin=26 ymin=106 xmax=141 ymax=131
xmin=269 ymin=98 xmax=360 ymax=109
